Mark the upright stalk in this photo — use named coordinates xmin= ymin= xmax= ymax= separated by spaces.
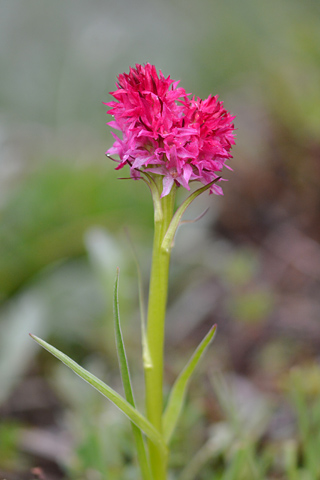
xmin=145 ymin=177 xmax=176 ymax=479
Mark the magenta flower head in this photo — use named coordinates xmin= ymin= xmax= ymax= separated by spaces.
xmin=105 ymin=63 xmax=236 ymax=197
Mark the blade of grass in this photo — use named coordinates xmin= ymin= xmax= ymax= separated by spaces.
xmin=113 ymin=268 xmax=152 ymax=480
xmin=163 ymin=325 xmax=216 ymax=444
xmin=30 ymin=334 xmax=167 ymax=457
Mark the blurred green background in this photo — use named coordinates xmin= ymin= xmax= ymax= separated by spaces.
xmin=1 ymin=1 xmax=320 ymax=479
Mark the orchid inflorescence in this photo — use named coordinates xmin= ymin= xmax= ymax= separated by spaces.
xmin=105 ymin=63 xmax=235 ymax=197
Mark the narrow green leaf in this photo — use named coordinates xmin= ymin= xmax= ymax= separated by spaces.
xmin=30 ymin=334 xmax=167 ymax=457
xmin=113 ymin=268 xmax=136 ymax=406
xmin=163 ymin=325 xmax=217 ymax=444
xmin=161 ymin=178 xmax=220 ymax=253
xmin=113 ymin=269 xmax=152 ymax=480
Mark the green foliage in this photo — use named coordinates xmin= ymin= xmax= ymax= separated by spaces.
xmin=175 ymin=366 xmax=320 ymax=480
xmin=163 ymin=326 xmax=216 ymax=445
xmin=30 ymin=334 xmax=167 ymax=457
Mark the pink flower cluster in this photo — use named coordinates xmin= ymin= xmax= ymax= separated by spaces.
xmin=105 ymin=64 xmax=235 ymax=197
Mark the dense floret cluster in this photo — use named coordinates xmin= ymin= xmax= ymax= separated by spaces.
xmin=105 ymin=64 xmax=235 ymax=196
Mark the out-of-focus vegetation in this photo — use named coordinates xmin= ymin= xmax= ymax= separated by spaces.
xmin=0 ymin=0 xmax=320 ymax=479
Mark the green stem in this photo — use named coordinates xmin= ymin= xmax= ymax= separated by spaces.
xmin=145 ymin=177 xmax=176 ymax=480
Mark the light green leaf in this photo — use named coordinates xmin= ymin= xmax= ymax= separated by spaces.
xmin=161 ymin=179 xmax=220 ymax=253
xmin=30 ymin=334 xmax=167 ymax=457
xmin=113 ymin=269 xmax=152 ymax=480
xmin=163 ymin=325 xmax=217 ymax=444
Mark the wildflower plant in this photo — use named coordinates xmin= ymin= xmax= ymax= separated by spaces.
xmin=31 ymin=64 xmax=236 ymax=480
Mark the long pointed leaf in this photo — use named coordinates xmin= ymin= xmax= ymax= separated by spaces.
xmin=163 ymin=325 xmax=217 ymax=444
xmin=113 ymin=269 xmax=152 ymax=480
xmin=30 ymin=334 xmax=167 ymax=457
xmin=161 ymin=179 xmax=220 ymax=253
